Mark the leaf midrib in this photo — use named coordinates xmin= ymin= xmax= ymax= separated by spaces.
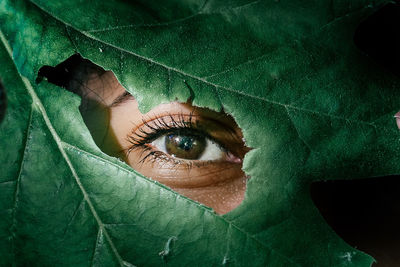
xmin=62 ymin=141 xmax=300 ymax=266
xmin=0 ymin=20 xmax=298 ymax=265
xmin=30 ymin=0 xmax=378 ymax=128
xmin=0 ymin=29 xmax=128 ymax=267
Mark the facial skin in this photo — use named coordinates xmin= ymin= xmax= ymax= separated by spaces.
xmin=67 ymin=60 xmax=249 ymax=214
xmin=59 ymin=55 xmax=400 ymax=264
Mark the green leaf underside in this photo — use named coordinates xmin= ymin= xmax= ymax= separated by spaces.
xmin=0 ymin=28 xmax=294 ymax=266
xmin=1 ymin=0 xmax=399 ymax=266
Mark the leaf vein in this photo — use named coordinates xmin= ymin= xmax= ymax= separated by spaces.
xmin=90 ymin=229 xmax=102 ymax=267
xmin=319 ymin=4 xmax=371 ymax=31
xmin=62 ymin=197 xmax=85 ymax=238
xmin=285 ymin=106 xmax=313 ymax=152
xmin=85 ymin=0 xmax=209 ymax=33
xmin=9 ymin=105 xmax=33 ymax=266
xmin=203 ymin=52 xmax=271 ymax=79
xmin=231 ymin=0 xmax=261 ymax=11
xmin=0 ymin=180 xmax=16 ymax=185
xmin=65 ymin=24 xmax=80 ymax=53
xmin=0 ymin=29 xmax=126 ymax=267
xmin=29 ymin=1 xmax=379 ymax=128
xmin=62 ymin=142 xmax=299 ymax=265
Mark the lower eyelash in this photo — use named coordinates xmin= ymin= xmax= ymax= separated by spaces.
xmin=133 ymin=144 xmax=202 ymax=170
xmin=125 ymin=112 xmax=240 ymax=167
xmin=125 ymin=113 xmax=204 ymax=166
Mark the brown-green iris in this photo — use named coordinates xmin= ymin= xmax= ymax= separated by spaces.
xmin=165 ymin=133 xmax=206 ymax=160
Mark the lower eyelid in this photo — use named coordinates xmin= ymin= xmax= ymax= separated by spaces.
xmin=124 ymin=114 xmax=247 ymax=189
xmin=126 ymin=145 xmax=243 ymax=187
xmin=148 ymin=162 xmax=244 ymax=188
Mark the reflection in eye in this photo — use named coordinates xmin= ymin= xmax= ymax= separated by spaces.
xmin=127 ymin=113 xmax=243 ymax=165
xmin=153 ymin=133 xmax=220 ymax=160
xmin=123 ymin=110 xmax=249 ymax=214
xmin=41 ymin=55 xmax=249 ymax=214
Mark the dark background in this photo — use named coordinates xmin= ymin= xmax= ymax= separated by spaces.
xmin=311 ymin=4 xmax=400 ymax=265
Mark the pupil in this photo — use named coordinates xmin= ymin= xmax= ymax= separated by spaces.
xmin=179 ymin=136 xmax=194 ymax=151
xmin=165 ymin=134 xmax=206 ymax=160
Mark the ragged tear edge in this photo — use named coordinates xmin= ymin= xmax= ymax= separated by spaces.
xmin=36 ymin=53 xmax=254 ymax=216
xmin=34 ymin=63 xmax=217 ymax=216
xmin=102 ymin=58 xmax=256 ymax=217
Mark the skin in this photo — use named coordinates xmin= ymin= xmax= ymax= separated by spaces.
xmin=65 ymin=57 xmax=400 ymax=265
xmin=68 ymin=62 xmax=249 ymax=214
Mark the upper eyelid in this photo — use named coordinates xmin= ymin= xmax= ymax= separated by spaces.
xmin=127 ymin=114 xmax=236 ymax=152
xmin=109 ymin=91 xmax=134 ymax=107
xmin=131 ymin=117 xmax=214 ymax=144
xmin=134 ymin=113 xmax=237 ymax=136
xmin=135 ymin=113 xmax=197 ymax=130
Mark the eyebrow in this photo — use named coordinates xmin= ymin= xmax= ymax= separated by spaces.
xmin=110 ymin=90 xmax=134 ymax=107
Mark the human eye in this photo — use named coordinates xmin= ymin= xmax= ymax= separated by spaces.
xmin=40 ymin=55 xmax=249 ymax=214
xmin=128 ymin=113 xmax=241 ymax=163
xmin=151 ymin=132 xmax=226 ymax=161
xmin=124 ymin=110 xmax=248 ymax=194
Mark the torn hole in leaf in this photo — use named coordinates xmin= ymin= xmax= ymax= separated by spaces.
xmin=311 ymin=176 xmax=400 ymax=266
xmin=37 ymin=54 xmax=250 ymax=215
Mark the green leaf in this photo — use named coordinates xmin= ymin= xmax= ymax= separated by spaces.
xmin=1 ymin=0 xmax=399 ymax=266
xmin=0 ymin=80 xmax=5 ymax=123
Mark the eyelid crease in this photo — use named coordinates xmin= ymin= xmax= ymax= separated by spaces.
xmin=135 ymin=112 xmax=196 ymax=130
xmin=133 ymin=112 xmax=238 ymax=138
xmin=126 ymin=113 xmax=239 ymax=154
xmin=127 ymin=142 xmax=243 ymax=187
xmin=109 ymin=90 xmax=134 ymax=107
xmin=127 ymin=118 xmax=215 ymax=155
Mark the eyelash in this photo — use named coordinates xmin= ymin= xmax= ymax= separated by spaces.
xmin=126 ymin=113 xmax=225 ymax=165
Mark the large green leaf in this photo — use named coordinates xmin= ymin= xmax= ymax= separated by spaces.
xmin=1 ymin=0 xmax=399 ymax=266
